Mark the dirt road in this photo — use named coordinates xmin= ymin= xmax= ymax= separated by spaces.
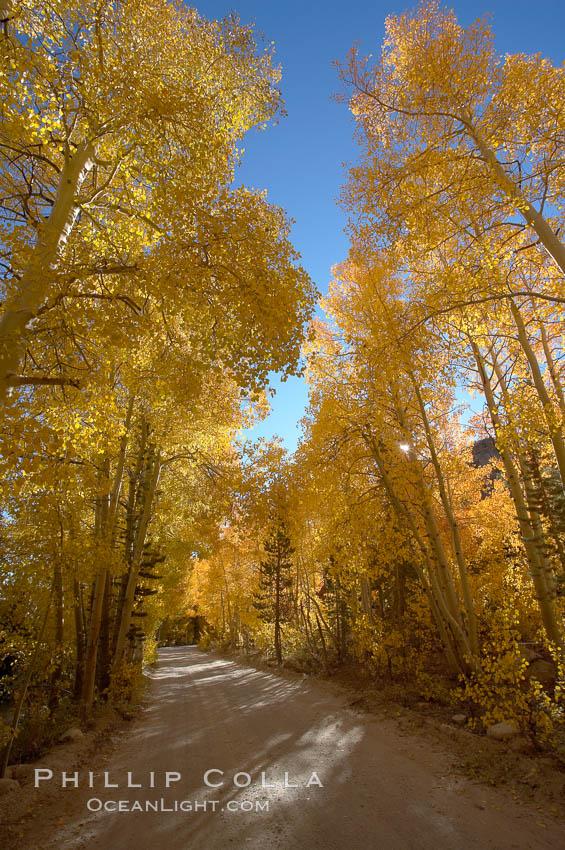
xmin=42 ymin=646 xmax=563 ymax=849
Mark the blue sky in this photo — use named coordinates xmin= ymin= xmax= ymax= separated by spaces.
xmin=198 ymin=0 xmax=565 ymax=451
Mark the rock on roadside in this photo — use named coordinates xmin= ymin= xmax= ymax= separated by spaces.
xmin=58 ymin=727 xmax=85 ymax=744
xmin=525 ymin=659 xmax=557 ymax=691
xmin=0 ymin=777 xmax=20 ymax=796
xmin=486 ymin=721 xmax=519 ymax=741
xmin=7 ymin=763 xmax=38 ymax=784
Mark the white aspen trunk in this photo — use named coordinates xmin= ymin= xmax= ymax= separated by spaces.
xmin=274 ymin=538 xmax=282 ymax=664
xmin=364 ymin=430 xmax=473 ymax=671
xmin=81 ymin=397 xmax=134 ymax=711
xmin=81 ymin=469 xmax=110 ymax=720
xmin=111 ymin=418 xmax=147 ymax=656
xmin=509 ymin=299 xmax=565 ymax=490
xmin=462 ymin=114 xmax=565 ymax=277
xmin=220 ymin=557 xmax=234 ymax=646
xmin=418 ymin=488 xmax=465 ymax=628
xmin=535 ymin=307 xmax=565 ymax=414
xmin=388 ymin=405 xmax=465 ymax=634
xmin=417 ymin=565 xmax=460 ymax=674
xmin=360 ymin=575 xmax=375 ymax=624
xmin=0 ymin=142 xmax=95 ymax=398
xmin=472 ymin=341 xmax=563 ymax=647
xmin=491 ymin=350 xmax=561 ymax=603
xmin=81 ymin=570 xmax=107 ymax=720
xmin=363 ymin=301 xmax=475 ymax=669
xmin=107 ymin=395 xmax=135 ymax=535
xmin=113 ymin=449 xmax=161 ymax=665
xmin=409 ymin=380 xmax=479 ymax=657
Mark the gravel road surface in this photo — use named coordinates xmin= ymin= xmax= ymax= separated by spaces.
xmin=45 ymin=646 xmax=564 ymax=849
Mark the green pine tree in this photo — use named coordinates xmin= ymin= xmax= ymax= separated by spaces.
xmin=254 ymin=523 xmax=294 ymax=664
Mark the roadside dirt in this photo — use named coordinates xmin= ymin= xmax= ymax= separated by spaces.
xmin=325 ymin=662 xmax=565 ymax=813
xmin=0 ymin=706 xmax=130 ymax=848
xmin=1 ymin=646 xmax=565 ymax=849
